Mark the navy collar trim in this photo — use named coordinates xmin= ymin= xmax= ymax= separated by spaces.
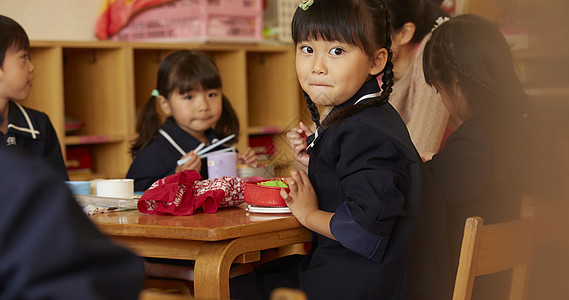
xmin=160 ymin=117 xmax=217 ymax=154
xmin=306 ymin=79 xmax=382 ymax=152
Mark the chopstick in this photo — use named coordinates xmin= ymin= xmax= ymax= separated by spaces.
xmin=177 ymin=142 xmax=205 ymax=166
xmin=176 ymin=134 xmax=235 ymax=166
xmin=193 ymin=142 xmax=205 ymax=154
xmin=200 ymin=146 xmax=236 ymax=158
xmin=196 ymin=134 xmax=235 ymax=157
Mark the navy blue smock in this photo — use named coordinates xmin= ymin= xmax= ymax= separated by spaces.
xmin=0 ymin=146 xmax=144 ymax=299
xmin=1 ymin=101 xmax=68 ymax=181
xmin=127 ymin=117 xmax=226 ymax=191
xmin=231 ymin=79 xmax=453 ymax=299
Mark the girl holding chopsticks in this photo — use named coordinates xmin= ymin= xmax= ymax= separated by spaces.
xmin=127 ymin=50 xmax=256 ymax=191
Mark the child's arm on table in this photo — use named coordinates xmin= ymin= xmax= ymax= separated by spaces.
xmin=286 ymin=122 xmax=312 ymax=168
xmin=280 ymin=170 xmax=335 ymax=241
xmin=175 ymin=150 xmax=202 ymax=173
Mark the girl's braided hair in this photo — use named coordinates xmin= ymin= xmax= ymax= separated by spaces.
xmin=424 ymin=14 xmax=532 ymax=188
xmin=291 ymin=0 xmax=394 ymax=128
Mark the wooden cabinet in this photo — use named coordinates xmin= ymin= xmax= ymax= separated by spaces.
xmin=28 ymin=41 xmax=300 ymax=180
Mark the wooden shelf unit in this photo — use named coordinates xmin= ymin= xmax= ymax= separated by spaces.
xmin=28 ymin=41 xmax=300 ymax=180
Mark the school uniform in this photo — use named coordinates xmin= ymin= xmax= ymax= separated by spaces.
xmin=127 ymin=116 xmax=226 ymax=191
xmin=230 ymin=79 xmax=453 ymax=300
xmin=0 ymin=146 xmax=144 ymax=299
xmin=426 ymin=116 xmax=524 ymax=300
xmin=1 ymin=101 xmax=68 ymax=181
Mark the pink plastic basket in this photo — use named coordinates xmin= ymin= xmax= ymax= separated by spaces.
xmin=112 ymin=0 xmax=263 ymax=42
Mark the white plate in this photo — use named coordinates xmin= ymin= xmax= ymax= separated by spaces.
xmin=247 ymin=204 xmax=291 ymax=214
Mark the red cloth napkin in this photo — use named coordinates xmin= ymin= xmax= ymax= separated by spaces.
xmin=138 ymin=170 xmax=244 ymax=216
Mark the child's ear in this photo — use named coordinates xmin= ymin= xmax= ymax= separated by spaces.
xmin=370 ymin=48 xmax=388 ymax=76
xmin=157 ymin=95 xmax=171 ymax=115
xmin=394 ymin=22 xmax=416 ymax=46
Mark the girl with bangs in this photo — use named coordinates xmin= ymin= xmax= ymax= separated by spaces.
xmin=127 ymin=50 xmax=256 ymax=191
xmin=231 ymin=0 xmax=451 ymax=299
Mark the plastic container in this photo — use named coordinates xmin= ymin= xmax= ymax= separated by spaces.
xmin=244 ymin=179 xmax=289 ymax=207
xmin=238 ymin=164 xmax=275 ymax=179
xmin=276 ymin=0 xmax=297 ymax=43
xmin=207 ymin=151 xmax=237 ymax=179
xmin=112 ymin=0 xmax=263 ymax=42
xmin=65 ymin=181 xmax=91 ymax=196
xmin=96 ymin=179 xmax=134 ymax=199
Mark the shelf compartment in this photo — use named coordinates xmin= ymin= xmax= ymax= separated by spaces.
xmin=246 ymin=51 xmax=300 ymax=129
xmin=66 ymin=134 xmax=126 ymax=145
xmin=248 ymin=126 xmax=282 ymax=135
xmin=62 ymin=47 xmax=132 ymax=137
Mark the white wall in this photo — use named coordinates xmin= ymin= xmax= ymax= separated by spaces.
xmin=0 ymin=0 xmax=102 ymax=41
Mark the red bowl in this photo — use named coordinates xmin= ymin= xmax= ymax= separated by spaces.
xmin=244 ymin=179 xmax=289 ymax=207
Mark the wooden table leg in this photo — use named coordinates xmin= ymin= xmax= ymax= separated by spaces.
xmin=193 ymin=228 xmax=311 ymax=299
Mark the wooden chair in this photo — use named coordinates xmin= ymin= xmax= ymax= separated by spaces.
xmin=270 ymin=288 xmax=308 ymax=300
xmin=452 ymin=205 xmax=535 ymax=300
xmin=139 ymin=277 xmax=194 ymax=300
xmin=138 ymin=290 xmax=194 ymax=300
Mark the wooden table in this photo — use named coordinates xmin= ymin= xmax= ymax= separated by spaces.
xmin=90 ymin=205 xmax=312 ymax=299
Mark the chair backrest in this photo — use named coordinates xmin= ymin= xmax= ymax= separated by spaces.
xmin=452 ymin=205 xmax=535 ymax=300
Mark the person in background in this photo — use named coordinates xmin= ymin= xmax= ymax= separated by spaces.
xmin=127 ymin=50 xmax=256 ymax=191
xmin=383 ymin=0 xmax=450 ymax=158
xmin=0 ymin=15 xmax=68 ymax=181
xmin=423 ymin=14 xmax=538 ymax=299
xmin=0 ymin=125 xmax=145 ymax=299
xmin=232 ymin=0 xmax=452 ymax=298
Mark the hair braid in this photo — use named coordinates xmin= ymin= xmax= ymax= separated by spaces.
xmin=378 ymin=1 xmax=395 ymax=103
xmin=439 ymin=32 xmax=504 ymax=99
xmin=304 ymin=93 xmax=321 ymax=127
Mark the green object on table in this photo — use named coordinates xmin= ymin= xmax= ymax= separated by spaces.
xmin=258 ymin=180 xmax=288 ymax=188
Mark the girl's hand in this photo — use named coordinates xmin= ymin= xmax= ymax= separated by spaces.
xmin=238 ymin=147 xmax=257 ymax=165
xmin=280 ymin=170 xmax=335 ymax=240
xmin=175 ymin=150 xmax=202 ymax=173
xmin=286 ymin=121 xmax=312 ymax=168
xmin=280 ymin=170 xmax=318 ymax=225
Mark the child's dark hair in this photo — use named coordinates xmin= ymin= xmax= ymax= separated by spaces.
xmin=130 ymin=50 xmax=239 ymax=156
xmin=383 ymin=0 xmax=448 ymax=44
xmin=424 ymin=14 xmax=531 ymax=187
xmin=291 ymin=0 xmax=394 ymax=128
xmin=0 ymin=15 xmax=30 ymax=68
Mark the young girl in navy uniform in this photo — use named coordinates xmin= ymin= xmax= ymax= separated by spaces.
xmin=423 ymin=14 xmax=540 ymax=299
xmin=127 ymin=50 xmax=256 ymax=191
xmin=0 ymin=15 xmax=68 ymax=181
xmin=231 ymin=0 xmax=452 ymax=299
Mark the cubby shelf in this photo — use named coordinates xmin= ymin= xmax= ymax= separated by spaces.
xmin=29 ymin=41 xmax=301 ymax=180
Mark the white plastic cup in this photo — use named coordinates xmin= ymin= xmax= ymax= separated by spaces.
xmin=96 ymin=179 xmax=134 ymax=199
xmin=207 ymin=152 xmax=237 ymax=178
